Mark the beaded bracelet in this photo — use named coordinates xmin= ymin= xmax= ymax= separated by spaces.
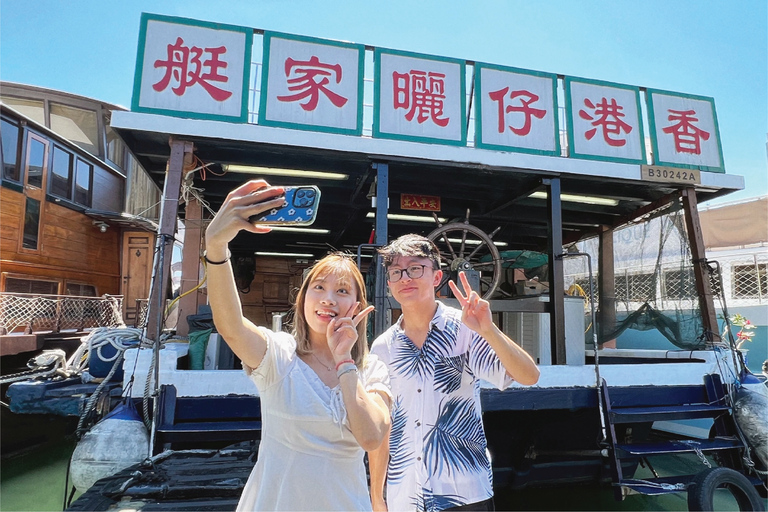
xmin=337 ymin=363 xmax=358 ymax=379
xmin=203 ymin=250 xmax=231 ymax=265
xmin=335 ymin=358 xmax=354 ymax=371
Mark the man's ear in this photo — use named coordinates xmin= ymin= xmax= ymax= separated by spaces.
xmin=432 ymin=268 xmax=443 ymax=288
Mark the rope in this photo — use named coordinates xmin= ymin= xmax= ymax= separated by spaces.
xmin=73 ymin=328 xmax=147 ymax=436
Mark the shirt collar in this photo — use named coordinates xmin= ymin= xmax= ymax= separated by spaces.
xmin=394 ymin=300 xmax=447 ymax=333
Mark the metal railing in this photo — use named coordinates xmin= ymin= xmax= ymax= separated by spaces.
xmin=0 ymin=293 xmax=124 ymax=335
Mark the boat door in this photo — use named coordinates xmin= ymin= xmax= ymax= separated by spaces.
xmin=121 ymin=231 xmax=154 ymax=326
xmin=18 ymin=132 xmax=49 ymax=254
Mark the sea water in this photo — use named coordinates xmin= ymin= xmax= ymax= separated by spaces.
xmin=1 ymin=438 xmax=80 ymax=511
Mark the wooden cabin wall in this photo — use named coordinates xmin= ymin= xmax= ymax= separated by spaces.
xmin=91 ymin=166 xmax=125 ymax=212
xmin=0 ymin=187 xmax=121 ymax=295
xmin=125 ymin=157 xmax=161 ymax=221
xmin=238 ymin=257 xmax=310 ymax=329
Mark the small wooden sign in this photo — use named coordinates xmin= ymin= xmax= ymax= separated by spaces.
xmin=641 ymin=165 xmax=701 ymax=184
xmin=401 ymin=194 xmax=441 ymax=211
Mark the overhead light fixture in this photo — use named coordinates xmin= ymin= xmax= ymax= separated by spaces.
xmin=255 ymin=251 xmax=315 ymax=258
xmin=366 ymin=212 xmax=447 ymax=223
xmin=224 ymin=164 xmax=348 ymax=181
xmin=447 ymin=238 xmax=508 ymax=247
xmin=528 ymin=191 xmax=619 ymax=207
xmin=266 ymin=226 xmax=330 ymax=234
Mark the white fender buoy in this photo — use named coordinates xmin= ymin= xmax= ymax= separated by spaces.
xmin=69 ymin=401 xmax=149 ymax=491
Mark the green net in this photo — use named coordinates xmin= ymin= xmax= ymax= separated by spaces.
xmin=564 ymin=199 xmax=708 ymax=350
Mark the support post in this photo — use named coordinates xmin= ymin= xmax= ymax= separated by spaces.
xmin=598 ymin=226 xmax=616 ymax=348
xmin=544 ymin=178 xmax=566 ymax=365
xmin=146 ymin=139 xmax=193 ymax=342
xmin=681 ymin=188 xmax=719 ymax=341
xmin=373 ymin=163 xmax=389 ymax=338
xmin=146 ymin=138 xmax=193 ymax=458
xmin=175 ymin=197 xmax=204 ymax=337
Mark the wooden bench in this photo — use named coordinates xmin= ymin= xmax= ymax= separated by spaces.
xmin=154 ymin=384 xmax=262 ymax=453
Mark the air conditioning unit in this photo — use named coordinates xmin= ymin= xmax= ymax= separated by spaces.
xmin=501 ymin=296 xmax=585 ymax=366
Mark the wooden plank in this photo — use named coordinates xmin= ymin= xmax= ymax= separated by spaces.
xmin=681 ymin=188 xmax=719 ymax=341
xmin=598 ymin=226 xmax=616 ymax=346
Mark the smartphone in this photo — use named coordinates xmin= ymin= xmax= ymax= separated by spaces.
xmin=249 ymin=185 xmax=321 ymax=226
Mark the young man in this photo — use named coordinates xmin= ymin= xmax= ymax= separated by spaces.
xmin=369 ymin=234 xmax=540 ymax=512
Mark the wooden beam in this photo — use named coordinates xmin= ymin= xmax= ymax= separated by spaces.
xmin=175 ymin=198 xmax=204 ymax=337
xmin=681 ymin=188 xmax=719 ymax=341
xmin=147 ymin=139 xmax=194 ymax=342
xmin=598 ymin=226 xmax=616 ymax=347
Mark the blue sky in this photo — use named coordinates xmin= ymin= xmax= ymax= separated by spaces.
xmin=1 ymin=0 xmax=766 ymax=204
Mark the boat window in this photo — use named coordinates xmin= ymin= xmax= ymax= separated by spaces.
xmin=0 ymin=96 xmax=45 ymax=125
xmin=26 ymin=138 xmax=46 ymax=189
xmin=74 ymin=159 xmax=92 ymax=206
xmin=105 ymin=116 xmax=125 ymax=169
xmin=733 ymin=263 xmax=767 ymax=299
xmin=49 ymin=102 xmax=100 ymax=157
xmin=4 ymin=276 xmax=59 ymax=295
xmin=22 ymin=198 xmax=41 ymax=249
xmin=65 ymin=282 xmax=97 ymax=297
xmin=50 ymin=146 xmax=73 ymax=200
xmin=1 ymin=118 xmax=20 ymax=182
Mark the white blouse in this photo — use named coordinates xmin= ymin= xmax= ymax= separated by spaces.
xmin=237 ymin=328 xmax=391 ymax=511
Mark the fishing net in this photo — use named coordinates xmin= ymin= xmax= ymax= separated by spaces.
xmin=564 ymin=199 xmax=711 ymax=350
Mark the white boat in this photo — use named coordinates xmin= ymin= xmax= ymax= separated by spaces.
xmin=66 ymin=13 xmax=767 ymax=511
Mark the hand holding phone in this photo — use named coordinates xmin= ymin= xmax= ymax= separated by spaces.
xmin=249 ymin=185 xmax=321 ymax=226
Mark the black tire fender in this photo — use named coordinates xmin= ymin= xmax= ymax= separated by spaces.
xmin=687 ymin=467 xmax=765 ymax=511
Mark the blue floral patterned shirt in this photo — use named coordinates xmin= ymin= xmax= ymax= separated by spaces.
xmin=370 ymin=301 xmax=513 ymax=512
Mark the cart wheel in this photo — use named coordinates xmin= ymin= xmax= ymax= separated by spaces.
xmin=427 ymin=222 xmax=502 ymax=299
xmin=687 ymin=467 xmax=765 ymax=511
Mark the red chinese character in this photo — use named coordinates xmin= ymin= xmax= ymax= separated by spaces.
xmin=393 ymin=70 xmax=450 ymax=127
xmin=276 ymin=56 xmax=348 ymax=111
xmin=662 ymin=109 xmax=710 ymax=155
xmin=579 ymin=97 xmax=632 ymax=147
xmin=488 ymin=87 xmax=547 ymax=135
xmin=153 ymin=37 xmax=232 ymax=101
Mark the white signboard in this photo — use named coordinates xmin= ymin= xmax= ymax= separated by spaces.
xmin=132 ymin=14 xmax=251 ymax=122
xmin=647 ymin=90 xmax=723 ymax=172
xmin=565 ymin=78 xmax=645 ymax=164
xmin=475 ymin=64 xmax=559 ymax=155
xmin=374 ymin=49 xmax=466 ymax=145
xmin=259 ymin=32 xmax=364 ymax=135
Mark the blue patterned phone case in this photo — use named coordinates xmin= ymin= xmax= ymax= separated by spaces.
xmin=250 ymin=186 xmax=321 ymax=225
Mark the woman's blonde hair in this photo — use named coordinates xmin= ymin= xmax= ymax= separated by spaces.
xmin=292 ymin=253 xmax=369 ymax=368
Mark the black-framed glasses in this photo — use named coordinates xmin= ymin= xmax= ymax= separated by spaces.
xmin=387 ymin=264 xmax=431 ymax=282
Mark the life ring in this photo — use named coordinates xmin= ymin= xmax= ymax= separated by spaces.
xmin=687 ymin=467 xmax=765 ymax=511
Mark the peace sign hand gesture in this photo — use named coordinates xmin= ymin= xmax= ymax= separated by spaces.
xmin=448 ymin=271 xmax=493 ymax=335
xmin=327 ymin=302 xmax=375 ymax=363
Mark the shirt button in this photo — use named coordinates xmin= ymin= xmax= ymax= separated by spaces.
xmin=417 ymin=389 xmax=422 ymax=393
xmin=417 ymin=456 xmax=422 ymax=461
xmin=416 ymin=421 xmax=421 ymax=426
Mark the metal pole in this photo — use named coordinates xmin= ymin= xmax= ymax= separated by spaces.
xmin=373 ymin=163 xmax=389 ymax=338
xmin=557 ymin=251 xmax=606 ymax=444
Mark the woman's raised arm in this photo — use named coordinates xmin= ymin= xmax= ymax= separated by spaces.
xmin=204 ymin=180 xmax=285 ymax=369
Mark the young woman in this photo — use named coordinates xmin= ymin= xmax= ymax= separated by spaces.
xmin=205 ymin=179 xmax=392 ymax=511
